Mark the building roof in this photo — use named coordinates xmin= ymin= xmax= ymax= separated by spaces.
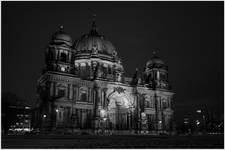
xmin=73 ymin=20 xmax=117 ymax=56
xmin=51 ymin=26 xmax=73 ymax=47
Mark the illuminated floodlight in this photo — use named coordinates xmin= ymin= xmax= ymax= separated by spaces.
xmin=196 ymin=120 xmax=200 ymax=125
xmin=61 ymin=67 xmax=65 ymax=72
xmin=100 ymin=109 xmax=105 ymax=115
xmin=141 ymin=112 xmax=146 ymax=118
xmin=43 ymin=114 xmax=47 ymax=118
xmin=56 ymin=109 xmax=59 ymax=112
xmin=184 ymin=121 xmax=189 ymax=124
xmin=24 ymin=128 xmax=31 ymax=131
xmin=25 ymin=106 xmax=31 ymax=109
xmin=100 ymin=109 xmax=105 ymax=114
xmin=196 ymin=110 xmax=202 ymax=113
xmin=100 ymin=109 xmax=107 ymax=118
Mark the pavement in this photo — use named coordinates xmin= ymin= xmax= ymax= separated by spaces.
xmin=1 ymin=134 xmax=224 ymax=148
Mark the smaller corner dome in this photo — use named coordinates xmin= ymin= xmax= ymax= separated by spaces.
xmin=146 ymin=55 xmax=165 ymax=66
xmin=51 ymin=26 xmax=73 ymax=47
xmin=146 ymin=50 xmax=166 ymax=67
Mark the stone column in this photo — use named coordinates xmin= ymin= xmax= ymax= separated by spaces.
xmin=55 ymin=48 xmax=58 ymax=60
xmin=71 ymin=85 xmax=78 ymax=130
xmin=102 ymin=88 xmax=108 ymax=109
xmin=67 ymin=84 xmax=70 ymax=99
xmin=50 ymin=82 xmax=54 ymax=97
xmin=132 ymin=88 xmax=138 ymax=132
xmin=50 ymin=102 xmax=57 ymax=131
xmin=69 ymin=84 xmax=73 ymax=100
xmin=154 ymin=93 xmax=159 ymax=132
xmin=128 ymin=111 xmax=131 ymax=130
xmin=158 ymin=97 xmax=163 ymax=131
xmin=97 ymin=88 xmax=102 ymax=109
xmin=93 ymin=86 xmax=101 ymax=130
xmin=69 ymin=53 xmax=72 ymax=62
xmin=130 ymin=111 xmax=133 ymax=130
xmin=88 ymin=88 xmax=91 ymax=102
xmin=137 ymin=94 xmax=142 ymax=132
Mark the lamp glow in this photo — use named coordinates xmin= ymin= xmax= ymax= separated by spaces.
xmin=196 ymin=110 xmax=202 ymax=113
xmin=100 ymin=109 xmax=106 ymax=118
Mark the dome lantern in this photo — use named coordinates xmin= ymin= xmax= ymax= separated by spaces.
xmin=146 ymin=49 xmax=166 ymax=69
xmin=89 ymin=14 xmax=99 ymax=36
xmin=51 ymin=25 xmax=73 ymax=47
xmin=142 ymin=49 xmax=170 ymax=90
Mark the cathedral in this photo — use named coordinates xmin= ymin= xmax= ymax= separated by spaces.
xmin=34 ymin=19 xmax=175 ymax=135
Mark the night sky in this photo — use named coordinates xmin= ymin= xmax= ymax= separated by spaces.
xmin=2 ymin=1 xmax=224 ymax=122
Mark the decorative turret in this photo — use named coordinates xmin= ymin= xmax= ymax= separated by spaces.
xmin=142 ymin=50 xmax=171 ymax=90
xmin=45 ymin=26 xmax=74 ymax=74
xmin=51 ymin=26 xmax=73 ymax=47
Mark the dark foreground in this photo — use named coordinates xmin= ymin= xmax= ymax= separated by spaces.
xmin=2 ymin=134 xmax=224 ymax=148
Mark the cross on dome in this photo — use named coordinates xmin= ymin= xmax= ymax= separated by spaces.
xmin=60 ymin=25 xmax=64 ymax=31
xmin=152 ymin=48 xmax=160 ymax=56
xmin=92 ymin=14 xmax=97 ymax=27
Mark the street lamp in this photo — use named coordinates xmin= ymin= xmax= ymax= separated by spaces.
xmin=196 ymin=110 xmax=202 ymax=113
xmin=196 ymin=120 xmax=200 ymax=126
xmin=196 ymin=109 xmax=206 ymax=131
xmin=99 ymin=109 xmax=108 ymax=134
xmin=100 ymin=109 xmax=106 ymax=117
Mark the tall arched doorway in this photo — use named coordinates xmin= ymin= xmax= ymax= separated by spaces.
xmin=107 ymin=93 xmax=132 ymax=130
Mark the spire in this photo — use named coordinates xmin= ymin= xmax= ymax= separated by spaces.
xmin=52 ymin=25 xmax=65 ymax=38
xmin=54 ymin=25 xmax=64 ymax=35
xmin=152 ymin=48 xmax=160 ymax=58
xmin=58 ymin=25 xmax=64 ymax=33
xmin=92 ymin=14 xmax=97 ymax=29
xmin=89 ymin=14 xmax=98 ymax=35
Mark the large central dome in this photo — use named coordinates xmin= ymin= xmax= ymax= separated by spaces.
xmin=73 ymin=21 xmax=117 ymax=56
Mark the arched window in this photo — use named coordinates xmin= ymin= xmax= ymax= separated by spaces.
xmin=48 ymin=50 xmax=54 ymax=60
xmin=58 ymin=88 xmax=65 ymax=97
xmin=160 ymin=72 xmax=167 ymax=81
xmin=154 ymin=72 xmax=157 ymax=80
xmin=80 ymin=63 xmax=87 ymax=78
xmin=60 ymin=52 xmax=67 ymax=62
xmin=81 ymin=92 xmax=87 ymax=102
xmin=102 ymin=65 xmax=108 ymax=78
xmin=162 ymin=101 xmax=167 ymax=109
xmin=145 ymin=101 xmax=150 ymax=108
xmin=79 ymin=88 xmax=87 ymax=102
xmin=108 ymin=66 xmax=112 ymax=74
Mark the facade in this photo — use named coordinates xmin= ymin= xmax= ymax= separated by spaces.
xmin=35 ymin=20 xmax=175 ymax=134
